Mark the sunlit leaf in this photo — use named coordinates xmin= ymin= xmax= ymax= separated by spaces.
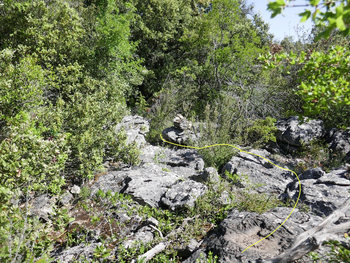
xmin=299 ymin=10 xmax=311 ymax=22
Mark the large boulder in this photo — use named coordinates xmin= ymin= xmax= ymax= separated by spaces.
xmin=282 ymin=166 xmax=350 ymax=217
xmin=191 ymin=167 xmax=221 ymax=184
xmin=222 ymin=149 xmax=295 ymax=195
xmin=326 ymin=127 xmax=350 ymax=162
xmin=161 ymin=180 xmax=207 ymax=210
xmin=276 ymin=116 xmax=325 ymax=147
xmin=90 ymin=145 xmax=205 ymax=208
xmin=185 ymin=207 xmax=323 ymax=263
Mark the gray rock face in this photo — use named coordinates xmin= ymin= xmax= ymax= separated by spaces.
xmin=58 ymin=191 xmax=73 ymax=206
xmin=298 ymin=167 xmax=325 ymax=180
xmin=115 ymin=115 xmax=150 ymax=148
xmin=122 ymin=226 xmax=154 ymax=249
xmin=122 ymin=164 xmax=183 ymax=207
xmin=70 ymin=185 xmax=81 ymax=195
xmin=327 ymin=128 xmax=350 ymax=161
xmin=139 ymin=145 xmax=204 ymax=175
xmin=283 ymin=167 xmax=350 ymax=217
xmin=53 ymin=243 xmax=102 ymax=263
xmin=27 ymin=194 xmax=55 ymax=221
xmin=192 ymin=208 xmax=323 ymax=263
xmin=222 ymin=148 xmax=350 ymax=218
xmin=89 ymin=170 xmax=129 ymax=197
xmin=162 ymin=114 xmax=199 ymax=145
xmin=162 ymin=127 xmax=198 ymax=145
xmin=191 ymin=167 xmax=220 ymax=183
xmin=91 ymin=145 xmax=205 ymax=208
xmin=276 ymin=116 xmax=325 ymax=147
xmin=161 ymin=180 xmax=207 ymax=210
xmin=222 ymin=149 xmax=295 ymax=194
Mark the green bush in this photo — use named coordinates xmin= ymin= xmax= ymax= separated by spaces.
xmin=0 ymin=112 xmax=68 ymax=195
xmin=194 ymin=97 xmax=240 ymax=170
xmin=0 ymin=191 xmax=54 ymax=262
xmin=244 ymin=117 xmax=277 ymax=148
xmin=0 ymin=0 xmax=143 ymax=183
xmin=261 ymin=45 xmax=350 ymax=128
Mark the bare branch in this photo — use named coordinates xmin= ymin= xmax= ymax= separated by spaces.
xmin=258 ymin=197 xmax=350 ymax=263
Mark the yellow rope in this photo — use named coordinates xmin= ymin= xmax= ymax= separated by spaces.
xmin=159 ymin=134 xmax=301 ymax=253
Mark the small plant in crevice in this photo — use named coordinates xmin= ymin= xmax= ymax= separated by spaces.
xmin=308 ymin=251 xmax=322 ymax=263
xmin=224 ymin=171 xmax=250 ymax=186
xmin=323 ymin=239 xmax=350 ymax=263
xmin=196 ymin=251 xmax=219 ymax=263
xmin=284 ymin=198 xmax=311 ymax=214
xmin=234 ymin=190 xmax=284 ymax=214
xmin=291 ymin=139 xmax=346 ymax=173
xmin=0 ymin=192 xmax=55 ymax=263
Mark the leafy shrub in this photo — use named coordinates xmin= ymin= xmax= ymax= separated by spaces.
xmin=146 ymin=75 xmax=198 ymax=145
xmin=244 ymin=117 xmax=277 ymax=148
xmin=0 ymin=48 xmax=45 ymax=125
xmin=196 ymin=98 xmax=240 ymax=170
xmin=0 ymin=112 xmax=68 ymax=195
xmin=261 ymin=45 xmax=350 ymax=128
xmin=0 ymin=191 xmax=54 ymax=263
xmin=0 ymin=0 xmax=143 ymax=184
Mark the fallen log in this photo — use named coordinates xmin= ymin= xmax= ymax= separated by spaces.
xmin=257 ymin=197 xmax=350 ymax=263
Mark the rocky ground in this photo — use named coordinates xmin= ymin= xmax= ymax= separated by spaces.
xmin=27 ymin=115 xmax=350 ymax=262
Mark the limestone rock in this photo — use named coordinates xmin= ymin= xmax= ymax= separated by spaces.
xmin=90 ymin=145 xmax=205 ymax=208
xmin=276 ymin=116 xmax=325 ymax=147
xmin=58 ymin=191 xmax=73 ymax=206
xmin=222 ymin=149 xmax=295 ymax=195
xmin=115 ymin=115 xmax=150 ymax=148
xmin=27 ymin=194 xmax=56 ymax=221
xmin=162 ymin=114 xmax=199 ymax=145
xmin=191 ymin=167 xmax=220 ymax=183
xmin=282 ymin=167 xmax=350 ymax=217
xmin=190 ymin=208 xmax=323 ymax=263
xmin=173 ymin=114 xmax=192 ymax=130
xmin=161 ymin=180 xmax=207 ymax=210
xmin=70 ymin=185 xmax=81 ymax=195
xmin=298 ymin=167 xmax=325 ymax=180
xmin=327 ymin=127 xmax=350 ymax=161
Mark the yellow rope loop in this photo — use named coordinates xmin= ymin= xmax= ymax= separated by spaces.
xmin=159 ymin=134 xmax=301 ymax=253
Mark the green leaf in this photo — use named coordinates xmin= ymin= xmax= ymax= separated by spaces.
xmin=310 ymin=0 xmax=320 ymax=6
xmin=276 ymin=0 xmax=285 ymax=5
xmin=312 ymin=8 xmax=321 ymax=20
xmin=299 ymin=10 xmax=311 ymax=22
xmin=268 ymin=2 xmax=284 ymax=18
xmin=314 ymin=27 xmax=333 ymax=41
xmin=336 ymin=16 xmax=346 ymax=31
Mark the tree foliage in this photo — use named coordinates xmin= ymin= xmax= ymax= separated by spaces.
xmin=0 ymin=0 xmax=143 ymax=195
xmin=267 ymin=0 xmax=350 ymax=40
xmin=260 ymin=45 xmax=350 ymax=128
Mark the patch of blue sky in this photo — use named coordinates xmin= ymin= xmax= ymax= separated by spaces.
xmin=248 ymin=0 xmax=314 ymax=42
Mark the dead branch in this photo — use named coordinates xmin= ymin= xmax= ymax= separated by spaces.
xmin=131 ymin=215 xmax=200 ymax=263
xmin=258 ymin=197 xmax=350 ymax=263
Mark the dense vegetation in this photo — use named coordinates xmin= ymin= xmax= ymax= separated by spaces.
xmin=1 ymin=0 xmax=350 ymax=262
